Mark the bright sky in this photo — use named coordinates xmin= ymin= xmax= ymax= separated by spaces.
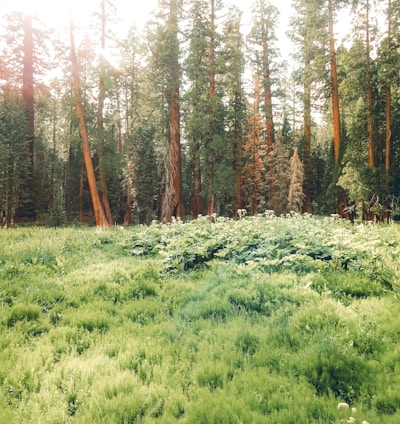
xmin=1 ymin=0 xmax=293 ymax=34
xmin=0 ymin=0 xmax=349 ymax=58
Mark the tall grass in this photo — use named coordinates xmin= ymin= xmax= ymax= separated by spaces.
xmin=1 ymin=220 xmax=400 ymax=422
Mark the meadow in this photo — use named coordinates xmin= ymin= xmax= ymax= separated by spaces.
xmin=1 ymin=215 xmax=400 ymax=423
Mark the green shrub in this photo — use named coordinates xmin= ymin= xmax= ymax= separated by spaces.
xmin=235 ymin=331 xmax=260 ymax=356
xmin=6 ymin=304 xmax=42 ymax=327
xmin=300 ymin=335 xmax=371 ymax=403
xmin=375 ymin=394 xmax=400 ymax=415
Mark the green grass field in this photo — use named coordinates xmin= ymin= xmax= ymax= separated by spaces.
xmin=1 ymin=215 xmax=400 ymax=423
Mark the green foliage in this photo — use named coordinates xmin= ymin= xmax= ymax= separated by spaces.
xmin=0 ymin=89 xmax=30 ymax=221
xmin=47 ymin=188 xmax=66 ymax=228
xmin=1 ymin=221 xmax=400 ymax=422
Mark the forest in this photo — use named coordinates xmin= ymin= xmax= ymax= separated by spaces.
xmin=0 ymin=0 xmax=399 ymax=227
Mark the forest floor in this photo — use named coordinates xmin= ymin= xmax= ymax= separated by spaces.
xmin=1 ymin=216 xmax=400 ymax=423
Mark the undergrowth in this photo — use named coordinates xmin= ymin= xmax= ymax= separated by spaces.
xmin=1 ymin=216 xmax=400 ymax=423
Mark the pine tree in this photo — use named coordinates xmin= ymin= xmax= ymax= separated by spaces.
xmin=248 ymin=0 xmax=280 ymax=210
xmin=267 ymin=141 xmax=291 ymax=215
xmin=0 ymin=87 xmax=31 ymax=226
xmin=147 ymin=0 xmax=184 ymax=222
xmin=184 ymin=0 xmax=211 ymax=217
xmin=221 ymin=6 xmax=247 ymax=215
xmin=47 ymin=184 xmax=66 ymax=227
xmin=287 ymin=148 xmax=305 ymax=212
xmin=289 ymin=0 xmax=328 ymax=213
xmin=242 ymin=75 xmax=266 ymax=215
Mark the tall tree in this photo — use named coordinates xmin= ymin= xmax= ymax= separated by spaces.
xmin=364 ymin=0 xmax=374 ymax=168
xmin=95 ymin=0 xmax=114 ymax=225
xmin=379 ymin=0 xmax=400 ymax=177
xmin=147 ymin=0 xmax=184 ymax=222
xmin=289 ymin=0 xmax=327 ymax=213
xmin=287 ymin=148 xmax=304 ymax=212
xmin=207 ymin=0 xmax=218 ymax=215
xmin=167 ymin=0 xmax=184 ymax=221
xmin=242 ymin=75 xmax=266 ymax=215
xmin=248 ymin=0 xmax=279 ymax=210
xmin=0 ymin=87 xmax=30 ymax=226
xmin=21 ymin=13 xmax=35 ymax=219
xmin=70 ymin=21 xmax=110 ymax=227
xmin=221 ymin=6 xmax=246 ymax=214
xmin=328 ymin=0 xmax=342 ymax=165
xmin=184 ymin=0 xmax=210 ymax=217
xmin=248 ymin=0 xmax=279 ymax=155
xmin=184 ymin=0 xmax=234 ymax=217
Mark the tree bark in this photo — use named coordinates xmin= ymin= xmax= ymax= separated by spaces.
xmin=207 ymin=0 xmax=217 ymax=216
xmin=365 ymin=0 xmax=374 ymax=168
xmin=385 ymin=0 xmax=392 ymax=175
xmin=261 ymin=20 xmax=276 ymax=211
xmin=328 ymin=0 xmax=341 ymax=165
xmin=96 ymin=0 xmax=113 ymax=225
xmin=303 ymin=58 xmax=312 ymax=213
xmin=21 ymin=13 xmax=35 ymax=220
xmin=70 ymin=21 xmax=110 ymax=227
xmin=169 ymin=1 xmax=184 ymax=220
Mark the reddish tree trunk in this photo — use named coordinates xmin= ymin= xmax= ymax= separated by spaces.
xmin=96 ymin=0 xmax=113 ymax=225
xmin=303 ymin=59 xmax=312 ymax=213
xmin=207 ymin=0 xmax=217 ymax=216
xmin=365 ymin=0 xmax=374 ymax=168
xmin=70 ymin=21 xmax=110 ymax=227
xmin=328 ymin=0 xmax=341 ymax=165
xmin=385 ymin=0 xmax=392 ymax=176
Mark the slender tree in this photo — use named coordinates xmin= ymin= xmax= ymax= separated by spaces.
xmin=365 ymin=0 xmax=374 ymax=168
xmin=95 ymin=0 xmax=113 ymax=225
xmin=328 ymin=0 xmax=341 ymax=165
xmin=289 ymin=0 xmax=327 ymax=213
xmin=0 ymin=87 xmax=30 ymax=226
xmin=70 ymin=20 xmax=110 ymax=227
xmin=287 ymin=148 xmax=304 ymax=212
xmin=167 ymin=0 xmax=184 ymax=221
xmin=207 ymin=0 xmax=218 ymax=215
xmin=221 ymin=6 xmax=246 ymax=214
xmin=20 ymin=13 xmax=35 ymax=219
xmin=184 ymin=0 xmax=210 ymax=217
xmin=242 ymin=75 xmax=266 ymax=215
xmin=248 ymin=0 xmax=279 ymax=210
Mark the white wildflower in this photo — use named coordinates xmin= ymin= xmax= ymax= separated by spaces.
xmin=347 ymin=417 xmax=356 ymax=424
xmin=338 ymin=402 xmax=350 ymax=409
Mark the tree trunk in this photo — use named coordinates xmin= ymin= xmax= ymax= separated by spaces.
xmin=207 ymin=0 xmax=217 ymax=216
xmin=365 ymin=0 xmax=374 ymax=168
xmin=328 ymin=0 xmax=341 ymax=165
xmin=261 ymin=21 xmax=276 ymax=211
xmin=303 ymin=58 xmax=312 ymax=213
xmin=21 ymin=13 xmax=35 ymax=220
xmin=235 ymin=130 xmax=243 ymax=212
xmin=169 ymin=2 xmax=184 ymax=220
xmin=385 ymin=0 xmax=392 ymax=176
xmin=70 ymin=21 xmax=110 ymax=228
xmin=96 ymin=0 xmax=113 ymax=225
xmin=159 ymin=0 xmax=184 ymax=222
